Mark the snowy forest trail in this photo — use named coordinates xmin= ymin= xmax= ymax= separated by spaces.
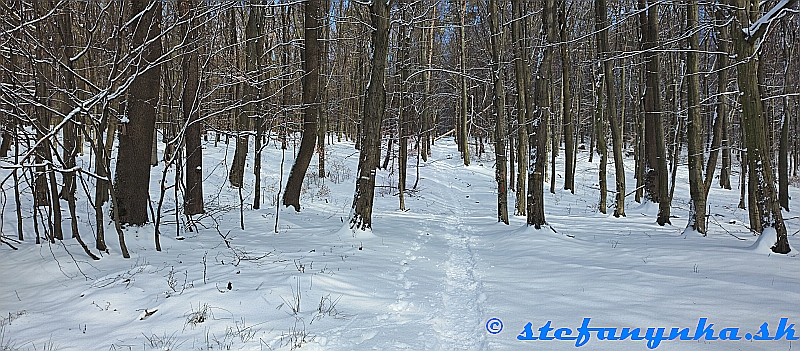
xmin=427 ymin=156 xmax=487 ymax=351
xmin=320 ymin=141 xmax=800 ymax=351
xmin=3 ymin=139 xmax=800 ymax=351
xmin=321 ymin=147 xmax=492 ymax=350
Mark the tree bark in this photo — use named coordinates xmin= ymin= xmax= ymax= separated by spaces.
xmin=780 ymin=96 xmax=790 ymax=211
xmin=638 ymin=0 xmax=670 ymax=225
xmin=398 ymin=1 xmax=412 ymax=211
xmin=731 ymin=0 xmax=791 ymax=253
xmin=779 ymin=40 xmax=791 ymax=211
xmin=550 ymin=80 xmax=558 ymax=195
xmin=254 ymin=11 xmax=268 ymax=211
xmin=559 ymin=0 xmax=575 ymax=193
xmin=595 ymin=73 xmax=608 ymax=214
xmin=115 ymin=0 xmax=162 ymax=225
xmin=528 ymin=0 xmax=555 ymax=228
xmin=228 ymin=6 xmax=248 ymax=188
xmin=181 ymin=0 xmax=204 ymax=216
xmin=634 ymin=67 xmax=645 ymax=203
xmin=668 ymin=114 xmax=683 ymax=204
xmin=510 ymin=0 xmax=529 ymax=216
xmin=284 ymin=0 xmax=322 ymax=212
xmin=318 ymin=0 xmax=330 ymax=178
xmin=509 ymin=131 xmax=516 ymax=190
xmin=51 ymin=0 xmax=83 ymax=241
xmin=686 ymin=0 xmax=706 ymax=234
xmin=421 ymin=13 xmax=435 ymax=162
xmin=595 ymin=0 xmax=626 ymax=217
xmin=93 ymin=5 xmax=125 ymax=251
xmin=489 ymin=0 xmax=509 ymax=224
xmin=30 ymin=30 xmax=63 ymax=240
xmin=53 ymin=2 xmax=77 ymax=207
xmin=350 ymin=0 xmax=391 ymax=230
xmin=459 ymin=0 xmax=470 ymax=166
xmin=708 ymin=2 xmax=732 ymax=194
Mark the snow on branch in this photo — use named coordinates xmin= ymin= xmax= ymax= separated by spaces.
xmin=743 ymin=0 xmax=798 ymax=42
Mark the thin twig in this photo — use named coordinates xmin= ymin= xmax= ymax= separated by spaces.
xmin=58 ymin=240 xmax=91 ymax=279
xmin=708 ymin=215 xmax=747 ymax=241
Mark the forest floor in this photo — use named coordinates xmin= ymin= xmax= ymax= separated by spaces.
xmin=1 ymin=136 xmax=799 ymax=351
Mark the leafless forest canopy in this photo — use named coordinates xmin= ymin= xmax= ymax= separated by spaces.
xmin=0 ymin=0 xmax=798 ymax=256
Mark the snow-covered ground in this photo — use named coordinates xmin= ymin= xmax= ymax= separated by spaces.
xmin=1 ymin=135 xmax=799 ymax=350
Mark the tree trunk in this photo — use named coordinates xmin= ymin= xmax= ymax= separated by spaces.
xmin=284 ymin=0 xmax=322 ymax=212
xmin=703 ymin=105 xmax=724 ymax=199
xmin=639 ymin=0 xmax=670 ymax=225
xmin=686 ymin=0 xmax=706 ymax=234
xmin=528 ymin=0 xmax=555 ymax=228
xmin=13 ymin=120 xmax=22 ymax=240
xmin=459 ymin=0 xmax=470 ymax=166
xmin=596 ymin=74 xmax=608 ymax=214
xmin=150 ymin=129 xmax=158 ymax=166
xmin=318 ymin=0 xmax=330 ymax=178
xmin=559 ymin=0 xmax=575 ymax=193
xmin=421 ymin=14 xmax=435 ymax=162
xmin=54 ymin=2 xmax=78 ymax=208
xmin=182 ymin=0 xmax=204 ymax=216
xmin=589 ymin=90 xmax=595 ymax=164
xmin=350 ymin=0 xmax=391 ymax=230
xmin=115 ymin=0 xmax=162 ymax=225
xmin=634 ymin=70 xmax=645 ymax=203
xmin=254 ymin=113 xmax=264 ymax=209
xmin=739 ymin=140 xmax=748 ymax=209
xmin=489 ymin=0 xmax=509 ymax=224
xmin=398 ymin=1 xmax=411 ymax=211
xmin=779 ymin=39 xmax=791 ymax=211
xmin=51 ymin=1 xmax=82 ymax=241
xmin=780 ymin=96 xmax=790 ymax=211
xmin=254 ymin=10 xmax=269 ymax=211
xmin=731 ymin=0 xmax=791 ymax=253
xmin=31 ymin=30 xmax=63 ymax=240
xmin=510 ymin=0 xmax=529 ymax=216
xmin=93 ymin=21 xmax=124 ymax=250
xmin=509 ymin=132 xmax=516 ymax=190
xmin=228 ymin=7 xmax=248 ymax=188
xmin=719 ymin=105 xmax=732 ymax=190
xmin=668 ymin=116 xmax=683 ymax=204
xmin=549 ymin=81 xmax=558 ymax=195
xmin=382 ymin=135 xmax=393 ymax=170
xmin=595 ymin=0 xmax=626 ymax=217
xmin=708 ymin=2 xmax=732 ymax=194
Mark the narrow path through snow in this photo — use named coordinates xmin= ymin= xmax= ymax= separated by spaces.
xmin=319 ymin=152 xmax=489 ymax=350
xmin=429 ymin=160 xmax=487 ymax=351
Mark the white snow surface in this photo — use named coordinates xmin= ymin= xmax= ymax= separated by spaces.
xmin=1 ymin=135 xmax=799 ymax=350
xmin=748 ymin=227 xmax=792 ymax=254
